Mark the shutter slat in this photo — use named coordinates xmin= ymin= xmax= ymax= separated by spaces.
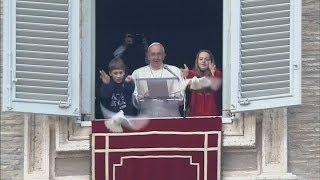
xmin=17 ymin=43 xmax=68 ymax=53
xmin=17 ymin=29 xmax=68 ymax=39
xmin=241 ymin=45 xmax=289 ymax=57
xmin=17 ymin=15 xmax=68 ymax=25
xmin=17 ymin=8 xmax=68 ymax=18
xmin=242 ymin=10 xmax=290 ymax=22
xmin=242 ymin=38 xmax=289 ymax=49
xmin=19 ymin=0 xmax=68 ymax=5
xmin=242 ymin=67 xmax=290 ymax=77
xmin=241 ymin=87 xmax=290 ymax=98
xmin=241 ymin=80 xmax=290 ymax=91
xmin=17 ymin=22 xmax=68 ymax=32
xmin=16 ymin=92 xmax=68 ymax=102
xmin=242 ymin=3 xmax=290 ymax=15
xmin=17 ymin=1 xmax=68 ymax=11
xmin=242 ymin=52 xmax=289 ymax=64
xmin=16 ymin=71 xmax=68 ymax=81
xmin=242 ymin=17 xmax=290 ymax=29
xmin=16 ymin=85 xmax=68 ymax=95
xmin=241 ymin=0 xmax=290 ymax=8
xmin=16 ymin=64 xmax=68 ymax=74
xmin=242 ymin=24 xmax=290 ymax=36
xmin=241 ymin=73 xmax=290 ymax=85
xmin=17 ymin=50 xmax=68 ymax=60
xmin=17 ymin=57 xmax=68 ymax=67
xmin=17 ymin=36 xmax=68 ymax=46
xmin=242 ymin=31 xmax=290 ymax=43
xmin=242 ymin=59 xmax=289 ymax=70
xmin=17 ymin=78 xmax=68 ymax=88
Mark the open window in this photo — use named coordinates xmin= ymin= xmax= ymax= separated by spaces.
xmin=94 ymin=0 xmax=223 ymax=119
xmin=2 ymin=0 xmax=301 ymax=120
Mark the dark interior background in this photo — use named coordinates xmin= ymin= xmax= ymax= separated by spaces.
xmin=95 ymin=0 xmax=223 ymax=118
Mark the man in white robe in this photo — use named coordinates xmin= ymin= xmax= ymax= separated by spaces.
xmin=132 ymin=42 xmax=185 ymax=118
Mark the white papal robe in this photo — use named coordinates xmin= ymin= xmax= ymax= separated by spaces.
xmin=132 ymin=64 xmax=185 ymax=118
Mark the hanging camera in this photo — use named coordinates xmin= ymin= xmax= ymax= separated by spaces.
xmin=131 ymin=33 xmax=145 ymax=46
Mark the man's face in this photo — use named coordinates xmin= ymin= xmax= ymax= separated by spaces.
xmin=124 ymin=34 xmax=133 ymax=45
xmin=109 ymin=69 xmax=125 ymax=83
xmin=148 ymin=44 xmax=165 ymax=69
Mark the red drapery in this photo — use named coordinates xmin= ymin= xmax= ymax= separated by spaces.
xmin=92 ymin=117 xmax=222 ymax=180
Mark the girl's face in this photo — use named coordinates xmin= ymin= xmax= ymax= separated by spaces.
xmin=197 ymin=52 xmax=212 ymax=71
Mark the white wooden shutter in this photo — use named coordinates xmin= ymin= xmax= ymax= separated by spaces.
xmin=2 ymin=0 xmax=80 ymax=116
xmin=230 ymin=0 xmax=301 ymax=112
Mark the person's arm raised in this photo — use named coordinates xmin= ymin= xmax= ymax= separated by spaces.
xmin=124 ymin=75 xmax=135 ymax=94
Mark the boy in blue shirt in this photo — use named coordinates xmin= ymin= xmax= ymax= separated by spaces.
xmin=99 ymin=58 xmax=137 ymax=117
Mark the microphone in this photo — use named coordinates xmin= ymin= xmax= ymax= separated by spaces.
xmin=163 ymin=65 xmax=179 ymax=80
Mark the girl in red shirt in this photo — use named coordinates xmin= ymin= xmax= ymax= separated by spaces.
xmin=182 ymin=49 xmax=222 ymax=116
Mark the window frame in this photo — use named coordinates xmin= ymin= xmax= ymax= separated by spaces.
xmin=84 ymin=0 xmax=302 ymax=122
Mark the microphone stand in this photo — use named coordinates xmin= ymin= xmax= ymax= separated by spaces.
xmin=163 ymin=64 xmax=187 ymax=118
xmin=183 ymin=94 xmax=186 ymax=118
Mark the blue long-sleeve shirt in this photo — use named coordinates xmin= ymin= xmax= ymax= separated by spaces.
xmin=100 ymin=78 xmax=136 ymax=116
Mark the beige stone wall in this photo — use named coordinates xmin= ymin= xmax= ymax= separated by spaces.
xmin=0 ymin=0 xmax=25 ymax=180
xmin=288 ymin=0 xmax=320 ymax=179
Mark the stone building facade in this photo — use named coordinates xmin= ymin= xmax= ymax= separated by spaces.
xmin=0 ymin=0 xmax=319 ymax=179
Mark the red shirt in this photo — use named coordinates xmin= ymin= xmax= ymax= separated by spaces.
xmin=187 ymin=69 xmax=222 ymax=116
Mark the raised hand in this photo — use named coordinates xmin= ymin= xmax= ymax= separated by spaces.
xmin=210 ymin=77 xmax=222 ymax=91
xmin=144 ymin=91 xmax=150 ymax=98
xmin=209 ymin=63 xmax=216 ymax=76
xmin=125 ymin=75 xmax=134 ymax=82
xmin=99 ymin=70 xmax=110 ymax=84
xmin=181 ymin=64 xmax=189 ymax=79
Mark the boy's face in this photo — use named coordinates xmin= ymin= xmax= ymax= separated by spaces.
xmin=109 ymin=69 xmax=125 ymax=83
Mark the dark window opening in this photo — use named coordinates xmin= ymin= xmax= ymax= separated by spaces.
xmin=95 ymin=0 xmax=223 ymax=119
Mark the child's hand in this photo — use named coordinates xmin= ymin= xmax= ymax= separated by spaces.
xmin=125 ymin=75 xmax=134 ymax=82
xmin=181 ymin=64 xmax=189 ymax=79
xmin=209 ymin=63 xmax=216 ymax=76
xmin=144 ymin=91 xmax=150 ymax=98
xmin=99 ymin=70 xmax=110 ymax=84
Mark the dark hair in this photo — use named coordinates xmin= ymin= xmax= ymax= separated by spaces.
xmin=123 ymin=32 xmax=133 ymax=39
xmin=194 ymin=49 xmax=215 ymax=77
xmin=108 ymin=57 xmax=126 ymax=72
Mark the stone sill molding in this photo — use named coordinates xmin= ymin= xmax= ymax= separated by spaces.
xmin=24 ymin=108 xmax=298 ymax=179
xmin=54 ymin=113 xmax=257 ymax=152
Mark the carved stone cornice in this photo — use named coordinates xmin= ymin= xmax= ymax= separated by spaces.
xmin=223 ymin=112 xmax=256 ymax=147
xmin=55 ymin=117 xmax=91 ymax=152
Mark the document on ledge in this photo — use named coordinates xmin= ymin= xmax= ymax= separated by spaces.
xmin=147 ymin=79 xmax=169 ymax=98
